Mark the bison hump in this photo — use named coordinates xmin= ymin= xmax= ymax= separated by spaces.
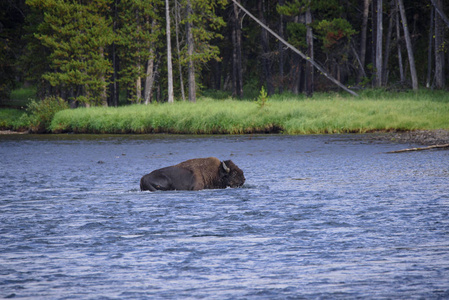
xmin=176 ymin=157 xmax=222 ymax=188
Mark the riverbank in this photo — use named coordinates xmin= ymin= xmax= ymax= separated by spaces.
xmin=2 ymin=91 xmax=449 ymax=143
xmin=370 ymin=129 xmax=449 ymax=145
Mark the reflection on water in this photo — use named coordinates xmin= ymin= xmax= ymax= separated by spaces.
xmin=1 ymin=134 xmax=449 ymax=299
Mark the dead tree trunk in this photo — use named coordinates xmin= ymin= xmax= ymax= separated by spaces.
xmin=434 ymin=0 xmax=445 ymax=89
xmin=186 ymin=0 xmax=196 ymax=102
xmin=358 ymin=0 xmax=371 ymax=83
xmin=375 ymin=0 xmax=383 ymax=87
xmin=165 ymin=0 xmax=174 ymax=103
xmin=305 ymin=4 xmax=314 ymax=96
xmin=397 ymin=0 xmax=418 ymax=90
xmin=230 ymin=0 xmax=359 ymax=96
xmin=232 ymin=1 xmax=243 ymax=98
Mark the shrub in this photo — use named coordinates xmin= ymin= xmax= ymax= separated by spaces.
xmin=22 ymin=96 xmax=69 ymax=133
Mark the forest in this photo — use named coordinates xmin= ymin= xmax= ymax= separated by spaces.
xmin=1 ymin=0 xmax=448 ymax=107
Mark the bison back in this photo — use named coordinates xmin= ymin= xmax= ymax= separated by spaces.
xmin=140 ymin=166 xmax=196 ymax=191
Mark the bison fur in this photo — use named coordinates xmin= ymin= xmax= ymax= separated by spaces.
xmin=140 ymin=157 xmax=245 ymax=191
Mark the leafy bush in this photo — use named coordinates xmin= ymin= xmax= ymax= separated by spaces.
xmin=22 ymin=97 xmax=69 ymax=133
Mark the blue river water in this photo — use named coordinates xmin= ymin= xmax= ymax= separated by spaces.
xmin=1 ymin=134 xmax=448 ymax=299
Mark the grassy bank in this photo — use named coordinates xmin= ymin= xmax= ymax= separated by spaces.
xmin=49 ymin=91 xmax=449 ymax=134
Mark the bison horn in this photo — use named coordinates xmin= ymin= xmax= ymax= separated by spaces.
xmin=222 ymin=161 xmax=230 ymax=173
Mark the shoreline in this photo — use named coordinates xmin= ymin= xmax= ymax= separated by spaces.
xmin=1 ymin=129 xmax=449 ymax=146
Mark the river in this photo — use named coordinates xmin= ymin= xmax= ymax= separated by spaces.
xmin=1 ymin=134 xmax=448 ymax=299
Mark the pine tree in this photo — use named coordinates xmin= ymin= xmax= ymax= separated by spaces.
xmin=27 ymin=0 xmax=114 ymax=106
xmin=178 ymin=0 xmax=227 ymax=100
xmin=116 ymin=0 xmax=163 ymax=103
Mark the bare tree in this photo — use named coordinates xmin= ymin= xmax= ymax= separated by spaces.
xmin=396 ymin=0 xmax=418 ymax=90
xmin=382 ymin=1 xmax=395 ymax=85
xmin=165 ymin=0 xmax=174 ymax=102
xmin=305 ymin=2 xmax=313 ymax=96
xmin=174 ymin=1 xmax=186 ymax=101
xmin=278 ymin=0 xmax=285 ymax=94
xmin=186 ymin=0 xmax=196 ymax=102
xmin=426 ymin=6 xmax=434 ymax=88
xmin=230 ymin=0 xmax=359 ymax=96
xmin=232 ymin=0 xmax=243 ymax=98
xmin=358 ymin=0 xmax=371 ymax=83
xmin=258 ymin=0 xmax=274 ymax=95
xmin=395 ymin=6 xmax=404 ymax=82
xmin=375 ymin=0 xmax=383 ymax=87
xmin=434 ymin=0 xmax=445 ymax=89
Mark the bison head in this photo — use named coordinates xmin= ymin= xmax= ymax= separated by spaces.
xmin=221 ymin=160 xmax=245 ymax=188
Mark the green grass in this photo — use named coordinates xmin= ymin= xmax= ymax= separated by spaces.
xmin=0 ymin=87 xmax=37 ymax=108
xmin=50 ymin=90 xmax=449 ymax=134
xmin=0 ymin=108 xmax=28 ymax=130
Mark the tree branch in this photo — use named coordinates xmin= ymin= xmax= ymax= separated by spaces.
xmin=387 ymin=144 xmax=449 ymax=153
xmin=230 ymin=0 xmax=359 ymax=97
xmin=430 ymin=0 xmax=449 ymax=28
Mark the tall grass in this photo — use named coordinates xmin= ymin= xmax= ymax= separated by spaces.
xmin=51 ymin=91 xmax=449 ymax=134
xmin=0 ymin=109 xmax=27 ymax=130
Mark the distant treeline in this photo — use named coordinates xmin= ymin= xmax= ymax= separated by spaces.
xmin=1 ymin=0 xmax=448 ymax=106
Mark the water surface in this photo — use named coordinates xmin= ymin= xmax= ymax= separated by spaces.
xmin=1 ymin=134 xmax=448 ymax=299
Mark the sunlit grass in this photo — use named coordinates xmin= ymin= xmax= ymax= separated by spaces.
xmin=50 ymin=91 xmax=449 ymax=134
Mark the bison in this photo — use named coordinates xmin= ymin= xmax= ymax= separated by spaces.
xmin=140 ymin=157 xmax=245 ymax=191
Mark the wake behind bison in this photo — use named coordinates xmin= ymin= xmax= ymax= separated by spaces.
xmin=140 ymin=157 xmax=245 ymax=191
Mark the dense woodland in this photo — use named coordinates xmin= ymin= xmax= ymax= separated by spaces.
xmin=1 ymin=0 xmax=448 ymax=106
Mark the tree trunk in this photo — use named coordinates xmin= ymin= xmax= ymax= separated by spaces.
xmin=305 ymin=4 xmax=313 ymax=96
xmin=99 ymin=47 xmax=108 ymax=106
xmin=174 ymin=1 xmax=186 ymax=101
xmin=382 ymin=1 xmax=395 ymax=85
xmin=165 ymin=0 xmax=174 ymax=102
xmin=426 ymin=7 xmax=434 ymax=88
xmin=110 ymin=41 xmax=119 ymax=107
xmin=358 ymin=0 xmax=371 ymax=83
xmin=434 ymin=0 xmax=445 ymax=89
xmin=232 ymin=1 xmax=243 ymax=98
xmin=144 ymin=53 xmax=155 ymax=104
xmin=110 ymin=0 xmax=119 ymax=107
xmin=144 ymin=18 xmax=160 ymax=104
xmin=430 ymin=0 xmax=449 ymax=28
xmin=231 ymin=0 xmax=358 ymax=96
xmin=258 ymin=0 xmax=274 ymax=95
xmin=278 ymin=0 xmax=285 ymax=94
xmin=136 ymin=72 xmax=141 ymax=103
xmin=395 ymin=7 xmax=404 ymax=82
xmin=397 ymin=0 xmax=418 ymax=90
xmin=375 ymin=0 xmax=383 ymax=87
xmin=186 ymin=0 xmax=196 ymax=102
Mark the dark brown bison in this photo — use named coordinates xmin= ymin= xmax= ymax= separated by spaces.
xmin=140 ymin=157 xmax=245 ymax=191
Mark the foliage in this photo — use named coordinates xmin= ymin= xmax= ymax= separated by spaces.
xmin=3 ymin=0 xmax=449 ymax=101
xmin=27 ymin=0 xmax=115 ymax=105
xmin=23 ymin=96 xmax=69 ymax=133
xmin=50 ymin=91 xmax=449 ymax=134
xmin=116 ymin=0 xmax=164 ymax=103
xmin=315 ymin=18 xmax=356 ymax=51
xmin=0 ymin=109 xmax=27 ymax=131
xmin=256 ymin=86 xmax=269 ymax=108
xmin=180 ymin=0 xmax=227 ymax=65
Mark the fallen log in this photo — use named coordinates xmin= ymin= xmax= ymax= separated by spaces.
xmin=387 ymin=143 xmax=449 ymax=153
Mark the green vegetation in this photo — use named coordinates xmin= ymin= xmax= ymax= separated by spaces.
xmin=0 ymin=109 xmax=28 ymax=131
xmin=25 ymin=97 xmax=70 ymax=133
xmin=46 ymin=91 xmax=449 ymax=134
xmin=2 ymin=90 xmax=448 ymax=134
xmin=1 ymin=96 xmax=69 ymax=132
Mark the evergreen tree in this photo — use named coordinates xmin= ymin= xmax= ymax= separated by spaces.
xmin=27 ymin=0 xmax=114 ymax=106
xmin=178 ymin=0 xmax=227 ymax=100
xmin=116 ymin=0 xmax=163 ymax=103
